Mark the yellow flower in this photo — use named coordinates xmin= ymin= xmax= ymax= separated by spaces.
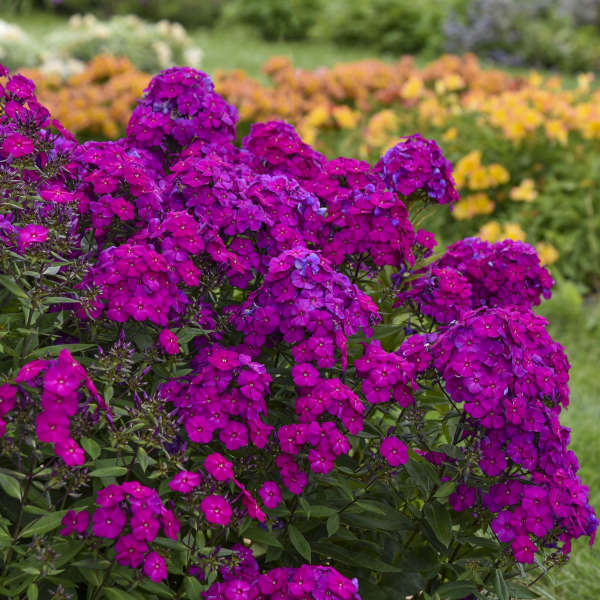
xmin=545 ymin=119 xmax=568 ymax=145
xmin=304 ymin=105 xmax=329 ymax=128
xmin=576 ymin=73 xmax=594 ymax=94
xmin=510 ymin=179 xmax=538 ymax=202
xmin=502 ymin=223 xmax=526 ymax=241
xmin=535 ymin=242 xmax=559 ymax=265
xmin=487 ymin=163 xmax=510 ymax=185
xmin=442 ymin=126 xmax=458 ymax=141
xmin=452 ymin=193 xmax=495 ymax=220
xmin=468 ymin=166 xmax=492 ymax=191
xmin=478 ymin=221 xmax=502 ymax=243
xmin=332 ymin=105 xmax=360 ymax=129
xmin=528 ymin=71 xmax=543 ymax=88
xmin=455 ymin=150 xmax=482 ymax=173
xmin=298 ymin=123 xmax=317 ymax=146
xmin=401 ymin=76 xmax=423 ymax=100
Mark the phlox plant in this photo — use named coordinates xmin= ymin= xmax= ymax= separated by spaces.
xmin=0 ymin=62 xmax=596 ymax=600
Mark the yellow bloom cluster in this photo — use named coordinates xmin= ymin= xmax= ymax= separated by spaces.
xmin=451 ymin=151 xmax=510 ymax=220
xmin=22 ymin=55 xmax=151 ymax=139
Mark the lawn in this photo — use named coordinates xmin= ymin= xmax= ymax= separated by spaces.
xmin=535 ymin=290 xmax=600 ymax=600
xmin=2 ymin=10 xmax=599 ymax=600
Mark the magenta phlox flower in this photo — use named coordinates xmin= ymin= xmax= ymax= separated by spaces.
xmin=91 ymin=506 xmax=126 ymax=539
xmin=201 ymin=495 xmax=232 ymax=526
xmin=60 ymin=510 xmax=89 ymax=536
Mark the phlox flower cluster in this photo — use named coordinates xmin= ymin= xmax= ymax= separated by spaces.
xmin=424 ymin=307 xmax=597 ymax=561
xmin=243 ymin=120 xmax=325 ymax=183
xmin=66 ymin=140 xmax=164 ymax=237
xmin=0 ymin=350 xmax=107 ymax=465
xmin=168 ymin=154 xmax=325 ymax=286
xmin=60 ymin=481 xmax=179 ymax=582
xmin=373 ymin=134 xmax=459 ymax=205
xmin=160 ymin=346 xmax=273 ymax=451
xmin=1 ymin=59 xmax=596 ymax=593
xmin=127 ymin=66 xmax=238 ymax=153
xmin=234 ymin=247 xmax=380 ymax=369
xmin=355 ymin=339 xmax=421 ymax=407
xmin=0 ymin=67 xmax=77 ymax=252
xmin=305 ymin=157 xmax=417 ymax=267
xmin=205 ymin=544 xmax=361 ymax=600
xmin=397 ymin=238 xmax=555 ymax=324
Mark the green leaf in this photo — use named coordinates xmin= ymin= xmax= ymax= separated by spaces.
xmin=299 ymin=505 xmax=337 ymax=519
xmin=26 ymin=344 xmax=95 ymax=359
xmin=434 ymin=480 xmax=457 ymax=499
xmin=313 ymin=542 xmax=402 ymax=573
xmin=494 ymin=569 xmax=509 ymax=600
xmin=19 ymin=510 xmax=69 ymax=538
xmin=137 ymin=447 xmax=155 ymax=473
xmin=26 ymin=583 xmax=38 ymax=600
xmin=288 ymin=524 xmax=311 ymax=562
xmin=424 ymin=502 xmax=453 ymax=548
xmin=243 ymin=524 xmax=283 ymax=548
xmin=140 ymin=579 xmax=176 ymax=598
xmin=105 ymin=588 xmax=140 ymax=600
xmin=42 ymin=296 xmax=80 ymax=305
xmin=89 ymin=466 xmax=128 ymax=478
xmin=507 ymin=582 xmax=540 ymax=598
xmin=183 ymin=576 xmax=204 ymax=598
xmin=434 ymin=581 xmax=478 ymax=599
xmin=0 ymin=275 xmax=28 ymax=299
xmin=81 ymin=437 xmax=101 ymax=460
xmin=326 ymin=514 xmax=340 ymax=537
xmin=0 ymin=473 xmax=22 ymax=500
xmin=405 ymin=458 xmax=440 ymax=496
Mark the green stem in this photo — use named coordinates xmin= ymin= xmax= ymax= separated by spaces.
xmin=2 ymin=454 xmax=37 ymax=577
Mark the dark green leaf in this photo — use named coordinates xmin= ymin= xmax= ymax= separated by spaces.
xmin=27 ymin=344 xmax=95 ymax=359
xmin=507 ymin=582 xmax=541 ymax=598
xmin=243 ymin=524 xmax=283 ymax=548
xmin=183 ymin=576 xmax=204 ymax=598
xmin=494 ymin=569 xmax=509 ymax=600
xmin=434 ymin=581 xmax=478 ymax=599
xmin=105 ymin=589 xmax=139 ymax=600
xmin=0 ymin=473 xmax=22 ymax=500
xmin=81 ymin=437 xmax=101 ymax=460
xmin=326 ymin=513 xmax=340 ymax=537
xmin=0 ymin=275 xmax=28 ymax=299
xmin=288 ymin=524 xmax=311 ymax=562
xmin=89 ymin=466 xmax=128 ymax=478
xmin=19 ymin=510 xmax=69 ymax=538
xmin=424 ymin=502 xmax=453 ymax=547
xmin=26 ymin=583 xmax=38 ymax=600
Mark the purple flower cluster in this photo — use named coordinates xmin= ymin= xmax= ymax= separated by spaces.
xmin=61 ymin=481 xmax=179 ymax=582
xmin=243 ymin=120 xmax=325 ymax=183
xmin=305 ymin=157 xmax=417 ymax=267
xmin=127 ymin=66 xmax=238 ymax=155
xmin=426 ymin=307 xmax=597 ymax=561
xmin=0 ymin=350 xmax=108 ymax=465
xmin=205 ymin=544 xmax=361 ymax=600
xmin=373 ymin=134 xmax=459 ymax=205
xmin=398 ymin=237 xmax=555 ymax=323
xmin=235 ymin=247 xmax=380 ymax=369
xmin=160 ymin=346 xmax=273 ymax=451
xmin=2 ymin=60 xmax=596 ymax=591
xmin=0 ymin=67 xmax=77 ymax=251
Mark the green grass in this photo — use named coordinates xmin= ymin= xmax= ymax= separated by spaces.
xmin=535 ymin=288 xmax=600 ymax=600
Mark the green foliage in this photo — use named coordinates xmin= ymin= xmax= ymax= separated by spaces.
xmin=0 ymin=20 xmax=40 ymax=70
xmin=44 ymin=13 xmax=203 ymax=72
xmin=223 ymin=0 xmax=320 ymax=41
xmin=317 ymin=0 xmax=447 ymax=55
xmin=50 ymin=0 xmax=226 ymax=28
